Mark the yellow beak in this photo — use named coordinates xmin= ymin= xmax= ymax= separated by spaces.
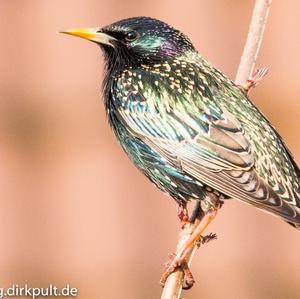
xmin=60 ymin=27 xmax=115 ymax=47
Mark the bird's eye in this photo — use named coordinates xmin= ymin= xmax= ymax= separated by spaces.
xmin=125 ymin=31 xmax=138 ymax=42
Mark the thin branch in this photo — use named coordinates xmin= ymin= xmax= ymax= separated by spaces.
xmin=161 ymin=0 xmax=272 ymax=298
xmin=235 ymin=0 xmax=272 ymax=85
xmin=160 ymin=219 xmax=200 ymax=299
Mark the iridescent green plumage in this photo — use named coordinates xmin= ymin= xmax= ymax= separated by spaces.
xmin=108 ymin=48 xmax=300 ymax=226
xmin=67 ymin=17 xmax=300 ymax=228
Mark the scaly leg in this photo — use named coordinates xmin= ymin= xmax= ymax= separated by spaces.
xmin=160 ymin=208 xmax=218 ymax=288
xmin=161 ymin=201 xmax=201 ymax=288
xmin=177 ymin=203 xmax=189 ymax=228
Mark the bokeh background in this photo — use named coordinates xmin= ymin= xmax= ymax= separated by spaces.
xmin=0 ymin=1 xmax=300 ymax=298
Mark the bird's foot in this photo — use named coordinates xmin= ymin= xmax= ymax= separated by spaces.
xmin=240 ymin=67 xmax=269 ymax=94
xmin=160 ymin=208 xmax=218 ymax=290
xmin=160 ymin=232 xmax=217 ymax=289
xmin=160 ymin=252 xmax=195 ymax=289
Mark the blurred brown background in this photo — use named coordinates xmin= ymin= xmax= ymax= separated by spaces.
xmin=0 ymin=1 xmax=299 ymax=298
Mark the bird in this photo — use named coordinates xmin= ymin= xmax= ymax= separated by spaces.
xmin=61 ymin=16 xmax=300 ymax=288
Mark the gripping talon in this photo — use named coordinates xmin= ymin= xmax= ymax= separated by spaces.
xmin=160 ymin=255 xmax=195 ymax=289
xmin=160 ymin=253 xmax=177 ymax=287
xmin=161 ymin=206 xmax=219 ymax=289
xmin=181 ymin=261 xmax=195 ymax=289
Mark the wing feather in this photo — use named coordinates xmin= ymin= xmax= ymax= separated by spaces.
xmin=112 ymin=69 xmax=300 ymax=224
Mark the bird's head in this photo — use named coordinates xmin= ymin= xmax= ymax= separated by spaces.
xmin=61 ymin=17 xmax=195 ymax=73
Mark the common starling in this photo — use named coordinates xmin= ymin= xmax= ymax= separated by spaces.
xmin=62 ymin=17 xmax=300 ymax=286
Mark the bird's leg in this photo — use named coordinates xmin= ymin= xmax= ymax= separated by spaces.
xmin=160 ymin=209 xmax=218 ymax=288
xmin=160 ymin=194 xmax=221 ymax=289
xmin=239 ymin=67 xmax=269 ymax=94
xmin=177 ymin=203 xmax=189 ymax=228
xmin=161 ymin=201 xmax=201 ymax=289
xmin=162 ymin=201 xmax=202 ymax=287
xmin=189 ymin=200 xmax=203 ymax=223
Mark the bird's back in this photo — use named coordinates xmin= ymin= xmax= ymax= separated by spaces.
xmin=198 ymin=55 xmax=300 ymax=209
xmin=107 ymin=49 xmax=300 ymax=227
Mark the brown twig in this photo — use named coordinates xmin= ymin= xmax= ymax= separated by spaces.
xmin=160 ymin=1 xmax=272 ymax=298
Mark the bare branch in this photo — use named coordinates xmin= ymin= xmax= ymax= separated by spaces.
xmin=235 ymin=0 xmax=272 ymax=85
xmin=160 ymin=1 xmax=272 ymax=298
xmin=161 ymin=220 xmax=199 ymax=299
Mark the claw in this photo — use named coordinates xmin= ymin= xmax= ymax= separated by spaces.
xmin=160 ymin=208 xmax=219 ymax=289
xmin=181 ymin=260 xmax=195 ymax=289
xmin=160 ymin=254 xmax=195 ymax=289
